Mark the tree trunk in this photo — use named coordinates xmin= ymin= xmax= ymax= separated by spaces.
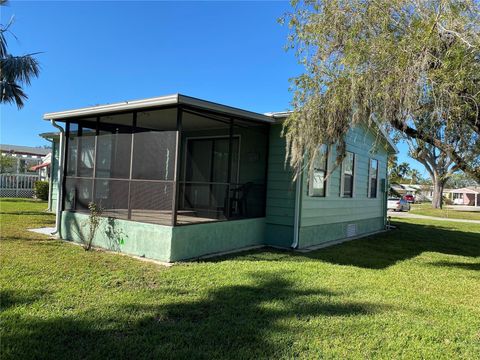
xmin=431 ymin=177 xmax=445 ymax=209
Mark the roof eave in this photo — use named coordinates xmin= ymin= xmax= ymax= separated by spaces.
xmin=43 ymin=93 xmax=274 ymax=124
xmin=43 ymin=94 xmax=179 ymax=121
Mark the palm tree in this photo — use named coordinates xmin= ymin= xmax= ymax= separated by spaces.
xmin=408 ymin=169 xmax=423 ymax=184
xmin=397 ymin=162 xmax=411 ymax=180
xmin=0 ymin=0 xmax=40 ymax=109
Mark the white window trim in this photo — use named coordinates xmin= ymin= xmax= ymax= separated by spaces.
xmin=368 ymin=158 xmax=379 ymax=198
xmin=308 ymin=145 xmax=328 ymax=197
xmin=340 ymin=151 xmax=355 ymax=198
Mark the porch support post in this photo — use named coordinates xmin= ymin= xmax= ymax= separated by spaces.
xmin=91 ymin=117 xmax=100 ymax=207
xmin=62 ymin=122 xmax=70 ymax=211
xmin=172 ymin=107 xmax=183 ymax=226
xmin=127 ymin=112 xmax=137 ymax=220
xmin=226 ymin=118 xmax=234 ymax=219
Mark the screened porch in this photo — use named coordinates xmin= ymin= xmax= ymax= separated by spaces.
xmin=62 ymin=104 xmax=269 ymax=226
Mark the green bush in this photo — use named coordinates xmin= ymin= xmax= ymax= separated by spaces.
xmin=34 ymin=181 xmax=49 ymax=201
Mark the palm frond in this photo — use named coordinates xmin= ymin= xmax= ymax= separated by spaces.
xmin=0 ymin=27 xmax=7 ymax=58
xmin=0 ymin=54 xmax=40 ymax=85
xmin=0 ymin=80 xmax=27 ymax=108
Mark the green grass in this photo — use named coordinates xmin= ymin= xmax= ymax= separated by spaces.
xmin=1 ymin=198 xmax=480 ymax=359
xmin=411 ymin=203 xmax=480 ymax=221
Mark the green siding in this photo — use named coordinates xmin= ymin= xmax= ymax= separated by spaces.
xmin=60 ymin=211 xmax=173 ymax=262
xmin=265 ymin=124 xmax=296 ymax=246
xmin=299 ymin=217 xmax=385 ymax=248
xmin=170 ymin=218 xmax=265 ymax=261
xmin=59 ymin=211 xmax=264 ymax=262
xmin=298 ymin=124 xmax=389 ymax=248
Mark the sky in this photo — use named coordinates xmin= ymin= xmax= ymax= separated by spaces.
xmin=0 ymin=0 xmax=422 ymax=173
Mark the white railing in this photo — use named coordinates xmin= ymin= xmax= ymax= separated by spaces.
xmin=0 ymin=173 xmax=41 ymax=198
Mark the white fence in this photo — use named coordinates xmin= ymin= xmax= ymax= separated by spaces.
xmin=0 ymin=174 xmax=40 ymax=198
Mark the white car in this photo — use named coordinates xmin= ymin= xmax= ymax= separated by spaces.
xmin=387 ymin=197 xmax=411 ymax=212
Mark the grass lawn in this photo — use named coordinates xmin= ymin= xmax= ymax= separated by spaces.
xmin=410 ymin=203 xmax=480 ymax=221
xmin=1 ymin=198 xmax=480 ymax=359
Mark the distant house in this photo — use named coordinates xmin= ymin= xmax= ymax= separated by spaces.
xmin=445 ymin=187 xmax=480 ymax=206
xmin=43 ymin=94 xmax=397 ymax=262
xmin=389 ymin=183 xmax=439 ymax=202
xmin=0 ymin=144 xmax=50 ymax=177
xmin=389 ymin=183 xmax=417 ymax=197
xmin=0 ymin=144 xmax=51 ymax=198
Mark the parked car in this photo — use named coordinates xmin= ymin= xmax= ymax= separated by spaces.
xmin=387 ymin=197 xmax=411 ymax=212
xmin=403 ymin=194 xmax=415 ymax=203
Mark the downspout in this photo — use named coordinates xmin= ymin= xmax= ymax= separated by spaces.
xmin=291 ymin=170 xmax=302 ymax=249
xmin=50 ymin=119 xmax=65 ymax=236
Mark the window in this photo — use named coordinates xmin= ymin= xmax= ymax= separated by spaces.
xmin=368 ymin=159 xmax=378 ymax=198
xmin=308 ymin=145 xmax=328 ymax=197
xmin=341 ymin=151 xmax=355 ymax=197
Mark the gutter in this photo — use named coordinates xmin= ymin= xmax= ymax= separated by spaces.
xmin=49 ymin=119 xmax=65 ymax=236
xmin=291 ymin=171 xmax=302 ymax=249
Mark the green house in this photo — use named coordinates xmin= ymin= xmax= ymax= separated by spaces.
xmin=43 ymin=94 xmax=397 ymax=262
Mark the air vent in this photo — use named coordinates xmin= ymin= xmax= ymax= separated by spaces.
xmin=346 ymin=224 xmax=357 ymax=237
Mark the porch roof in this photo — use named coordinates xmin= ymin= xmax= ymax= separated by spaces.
xmin=43 ymin=94 xmax=274 ymax=124
xmin=445 ymin=187 xmax=480 ymax=194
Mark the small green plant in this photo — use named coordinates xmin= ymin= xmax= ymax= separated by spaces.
xmin=34 ymin=181 xmax=49 ymax=201
xmin=84 ymin=202 xmax=103 ymax=251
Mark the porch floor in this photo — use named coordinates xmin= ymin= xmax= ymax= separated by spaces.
xmin=100 ymin=209 xmax=221 ymax=225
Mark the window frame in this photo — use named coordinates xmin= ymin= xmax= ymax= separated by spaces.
xmin=341 ymin=151 xmax=355 ymax=198
xmin=308 ymin=145 xmax=328 ymax=197
xmin=368 ymin=158 xmax=379 ymax=198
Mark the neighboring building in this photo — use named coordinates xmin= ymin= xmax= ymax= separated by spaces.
xmin=0 ymin=144 xmax=50 ymax=176
xmin=43 ymin=94 xmax=397 ymax=262
xmin=389 ymin=183 xmax=417 ymax=197
xmin=445 ymin=187 xmax=480 ymax=206
xmin=0 ymin=144 xmax=51 ymax=197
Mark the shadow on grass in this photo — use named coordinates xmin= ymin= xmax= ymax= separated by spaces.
xmin=0 ymin=289 xmax=50 ymax=311
xmin=207 ymin=221 xmax=480 ymax=270
xmin=1 ymin=272 xmax=389 ymax=359
xmin=429 ymin=261 xmax=480 ymax=272
xmin=0 ymin=198 xmax=44 ymax=203
xmin=0 ymin=211 xmax=52 ymax=216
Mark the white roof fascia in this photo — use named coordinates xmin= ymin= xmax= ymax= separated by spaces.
xmin=43 ymin=93 xmax=274 ymax=124
xmin=43 ymin=94 xmax=179 ymax=120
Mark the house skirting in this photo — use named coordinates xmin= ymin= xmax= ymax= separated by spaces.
xmin=60 ymin=212 xmax=385 ymax=262
xmin=298 ymin=217 xmax=385 ymax=248
xmin=60 ymin=211 xmax=265 ymax=262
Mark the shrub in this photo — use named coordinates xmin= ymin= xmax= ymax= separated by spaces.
xmin=443 ymin=196 xmax=453 ymax=205
xmin=34 ymin=181 xmax=49 ymax=200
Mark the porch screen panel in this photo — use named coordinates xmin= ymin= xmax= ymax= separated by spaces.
xmin=64 ymin=120 xmax=96 ymax=211
xmin=64 ymin=177 xmax=93 ymax=211
xmin=66 ymin=123 xmax=79 ymax=177
xmin=130 ymin=181 xmax=174 ymax=224
xmin=129 ymin=109 xmax=177 ymax=225
xmin=93 ymin=179 xmax=129 ymax=218
xmin=78 ymin=126 xmax=96 ymax=177
xmin=64 ymin=110 xmax=177 ymax=225
xmin=96 ymin=114 xmax=133 ymax=179
xmin=179 ymin=111 xmax=230 ymax=221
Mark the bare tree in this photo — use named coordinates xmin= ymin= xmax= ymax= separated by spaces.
xmin=409 ymin=141 xmax=457 ymax=208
